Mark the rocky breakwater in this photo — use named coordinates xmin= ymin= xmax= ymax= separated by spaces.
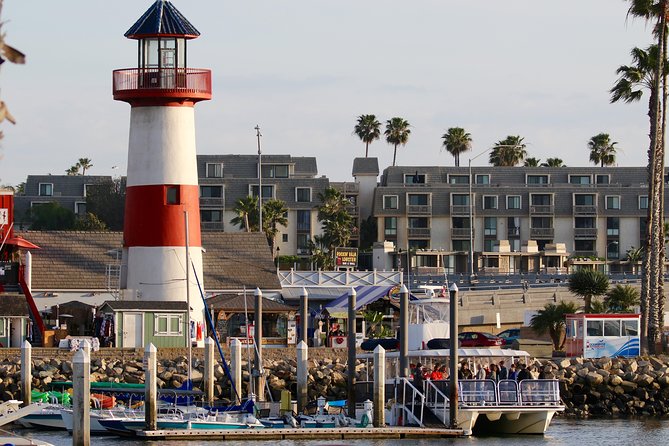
xmin=538 ymin=356 xmax=669 ymax=417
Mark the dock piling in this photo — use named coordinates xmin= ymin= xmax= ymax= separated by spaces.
xmin=20 ymin=340 xmax=31 ymax=408
xmin=299 ymin=287 xmax=308 ymax=344
xmin=373 ymin=344 xmax=385 ymax=427
xmin=145 ymin=343 xmax=157 ymax=431
xmin=297 ymin=340 xmax=308 ymax=414
xmin=73 ymin=347 xmax=90 ymax=446
xmin=230 ymin=338 xmax=242 ymax=402
xmin=448 ymin=283 xmax=459 ymax=429
xmin=204 ymin=337 xmax=214 ymax=405
xmin=347 ymin=287 xmax=357 ymax=418
xmin=399 ymin=284 xmax=409 ymax=378
xmin=254 ymin=287 xmax=265 ymax=401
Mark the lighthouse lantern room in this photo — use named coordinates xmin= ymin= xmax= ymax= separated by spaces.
xmin=113 ymin=0 xmax=211 ymax=337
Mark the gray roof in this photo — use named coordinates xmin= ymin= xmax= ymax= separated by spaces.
xmin=15 ymin=231 xmax=280 ymax=291
xmin=207 ymin=293 xmax=296 ymax=313
xmin=0 ymin=295 xmax=29 ymax=317
xmin=352 ymin=157 xmax=379 ymax=176
xmin=101 ymin=300 xmax=187 ymax=311
xmin=197 ymin=155 xmax=318 ymax=179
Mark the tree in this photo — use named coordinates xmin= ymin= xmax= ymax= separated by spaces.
xmin=588 ymin=133 xmax=618 ymax=167
xmin=568 ymin=269 xmax=610 ymax=313
xmin=74 ymin=212 xmax=107 ymax=231
xmin=66 ymin=165 xmax=80 ymax=176
xmin=384 ymin=117 xmax=411 ymax=167
xmin=488 ymin=135 xmax=527 ymax=166
xmin=316 ymin=187 xmax=354 ymax=268
xmin=77 ymin=158 xmax=93 ymax=175
xmin=605 ymin=284 xmax=640 ymax=313
xmin=29 ymin=202 xmax=76 ymax=230
xmin=230 ymin=195 xmax=259 ymax=232
xmin=530 ymin=301 xmax=579 ymax=350
xmin=542 ymin=158 xmax=565 ymax=167
xmin=441 ymin=127 xmax=472 ymax=167
xmin=354 ymin=114 xmax=381 ymax=158
xmin=523 ymin=157 xmax=541 ymax=167
xmin=359 ymin=215 xmax=377 ymax=250
xmin=308 ymin=234 xmax=333 ymax=270
xmin=86 ymin=178 xmax=126 ymax=231
xmin=262 ymin=198 xmax=288 ymax=256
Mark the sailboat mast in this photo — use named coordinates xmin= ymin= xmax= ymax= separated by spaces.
xmin=185 ymin=211 xmax=192 ymax=386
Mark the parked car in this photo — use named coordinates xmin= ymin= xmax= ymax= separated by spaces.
xmin=496 ymin=328 xmax=521 ymax=346
xmin=427 ymin=331 xmax=504 ymax=349
xmin=360 ymin=338 xmax=400 ymax=351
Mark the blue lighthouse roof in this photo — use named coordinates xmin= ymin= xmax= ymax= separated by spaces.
xmin=125 ymin=0 xmax=200 ymax=39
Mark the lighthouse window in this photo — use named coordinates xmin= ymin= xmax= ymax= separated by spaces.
xmin=166 ymin=186 xmax=180 ymax=205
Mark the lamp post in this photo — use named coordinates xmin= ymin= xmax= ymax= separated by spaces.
xmin=255 ymin=125 xmax=263 ymax=233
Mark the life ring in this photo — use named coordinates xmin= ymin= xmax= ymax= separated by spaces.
xmin=335 ymin=336 xmax=345 ymax=345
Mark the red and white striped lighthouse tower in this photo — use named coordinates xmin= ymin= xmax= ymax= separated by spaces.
xmin=113 ymin=1 xmax=211 ymax=329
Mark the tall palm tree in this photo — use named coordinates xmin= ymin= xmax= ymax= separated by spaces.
xmin=262 ymin=198 xmax=288 ymax=255
xmin=354 ymin=114 xmax=381 ymax=158
xmin=230 ymin=195 xmax=259 ymax=232
xmin=317 ymin=187 xmax=354 ymax=267
xmin=542 ymin=158 xmax=565 ymax=167
xmin=588 ymin=133 xmax=618 ymax=167
xmin=77 ymin=158 xmax=93 ymax=175
xmin=568 ymin=269 xmax=610 ymax=313
xmin=488 ymin=135 xmax=527 ymax=166
xmin=530 ymin=301 xmax=579 ymax=350
xmin=441 ymin=127 xmax=472 ymax=167
xmin=384 ymin=117 xmax=411 ymax=167
xmin=66 ymin=165 xmax=80 ymax=176
xmin=523 ymin=157 xmax=540 ymax=167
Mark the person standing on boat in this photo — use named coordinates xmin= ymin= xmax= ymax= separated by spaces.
xmin=498 ymin=361 xmax=508 ymax=380
xmin=412 ymin=363 xmax=425 ymax=391
xmin=508 ymin=363 xmax=518 ymax=381
xmin=488 ymin=364 xmax=498 ymax=382
xmin=517 ymin=363 xmax=532 ymax=381
xmin=458 ymin=361 xmax=473 ymax=379
xmin=475 ymin=363 xmax=487 ymax=380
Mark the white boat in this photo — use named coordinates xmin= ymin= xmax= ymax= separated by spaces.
xmin=16 ymin=404 xmax=64 ymax=430
xmin=0 ymin=429 xmax=54 ymax=446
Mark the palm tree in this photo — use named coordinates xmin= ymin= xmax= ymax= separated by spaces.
xmin=354 ymin=114 xmax=381 ymax=158
xmin=230 ymin=195 xmax=259 ymax=232
xmin=77 ymin=158 xmax=93 ymax=175
xmin=317 ymin=187 xmax=354 ymax=267
xmin=262 ymin=198 xmax=288 ymax=255
xmin=588 ymin=133 xmax=618 ymax=167
xmin=66 ymin=165 xmax=80 ymax=176
xmin=488 ymin=135 xmax=527 ymax=166
xmin=568 ymin=269 xmax=610 ymax=313
xmin=605 ymin=284 xmax=640 ymax=313
xmin=384 ymin=117 xmax=411 ymax=167
xmin=530 ymin=301 xmax=579 ymax=350
xmin=625 ymin=246 xmax=644 ymax=274
xmin=542 ymin=158 xmax=565 ymax=167
xmin=441 ymin=127 xmax=472 ymax=167
xmin=523 ymin=157 xmax=540 ymax=167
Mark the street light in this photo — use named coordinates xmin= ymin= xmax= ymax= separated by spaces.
xmin=255 ymin=125 xmax=263 ymax=233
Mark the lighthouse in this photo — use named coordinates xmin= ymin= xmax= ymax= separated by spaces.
xmin=113 ymin=1 xmax=211 ymax=333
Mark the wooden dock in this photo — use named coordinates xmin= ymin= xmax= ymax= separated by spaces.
xmin=137 ymin=426 xmax=464 ymax=440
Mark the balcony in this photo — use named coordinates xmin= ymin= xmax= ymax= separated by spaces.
xmin=574 ymin=228 xmax=598 ymax=239
xmin=407 ymin=204 xmax=432 ymax=215
xmin=407 ymin=228 xmax=431 ymax=238
xmin=530 ymin=227 xmax=554 ymax=239
xmin=450 ymin=205 xmax=470 ymax=215
xmin=529 ymin=205 xmax=554 ymax=215
xmin=201 ymin=221 xmax=224 ymax=231
xmin=200 ymin=197 xmax=224 ymax=206
xmin=346 ymin=205 xmax=359 ymax=217
xmin=573 ymin=205 xmax=598 ymax=215
xmin=451 ymin=228 xmax=472 ymax=239
xmin=508 ymin=227 xmax=521 ymax=237
xmin=113 ymin=68 xmax=212 ymax=103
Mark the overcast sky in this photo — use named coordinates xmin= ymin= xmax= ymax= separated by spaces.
xmin=0 ymin=1 xmax=658 ymax=187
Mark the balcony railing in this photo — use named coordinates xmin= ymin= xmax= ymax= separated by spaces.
xmin=201 ymin=221 xmax=224 ymax=231
xmin=200 ymin=197 xmax=224 ymax=206
xmin=529 ymin=205 xmax=554 ymax=215
xmin=407 ymin=204 xmax=432 ymax=215
xmin=451 ymin=228 xmax=471 ymax=238
xmin=530 ymin=227 xmax=554 ymax=239
xmin=113 ymin=68 xmax=212 ymax=102
xmin=574 ymin=205 xmax=598 ymax=215
xmin=346 ymin=205 xmax=359 ymax=216
xmin=407 ymin=228 xmax=431 ymax=238
xmin=574 ymin=228 xmax=598 ymax=239
xmin=450 ymin=205 xmax=470 ymax=215
xmin=508 ymin=227 xmax=521 ymax=237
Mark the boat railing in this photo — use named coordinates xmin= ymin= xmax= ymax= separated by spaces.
xmin=424 ymin=379 xmax=449 ymax=424
xmin=497 ymin=379 xmax=520 ymax=405
xmin=395 ymin=377 xmax=424 ymax=427
xmin=458 ymin=379 xmax=498 ymax=406
xmin=455 ymin=379 xmax=561 ymax=407
xmin=518 ymin=379 xmax=561 ymax=405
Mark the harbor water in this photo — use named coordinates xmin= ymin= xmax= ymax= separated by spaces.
xmin=13 ymin=417 xmax=669 ymax=445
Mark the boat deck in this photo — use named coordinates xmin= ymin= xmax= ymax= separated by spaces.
xmin=137 ymin=426 xmax=463 ymax=440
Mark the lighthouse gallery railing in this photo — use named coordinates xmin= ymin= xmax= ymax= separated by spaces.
xmin=113 ymin=68 xmax=212 ymax=96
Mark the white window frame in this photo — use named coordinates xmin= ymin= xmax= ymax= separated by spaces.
xmin=154 ymin=313 xmax=183 ymax=336
xmin=200 ymin=185 xmax=224 ymax=198
xmin=383 ymin=195 xmax=399 ymax=210
xmin=83 ymin=184 xmax=93 ymax=198
xmin=74 ymin=201 xmax=87 ymax=215
xmin=482 ymin=195 xmax=498 ymax=210
xmin=596 ymin=174 xmax=610 ymax=185
xmin=506 ymin=195 xmax=522 ymax=210
xmin=639 ymin=195 xmax=648 ymax=210
xmin=38 ymin=183 xmax=53 ymax=197
xmin=605 ymin=195 xmax=620 ymax=210
xmin=568 ymin=174 xmax=593 ymax=185
xmin=249 ymin=184 xmax=275 ymax=200
xmin=206 ymin=163 xmax=224 ymax=178
xmin=447 ymin=174 xmax=469 ymax=184
xmin=295 ymin=187 xmax=312 ymax=203
xmin=525 ymin=174 xmax=549 ymax=185
xmin=475 ymin=174 xmax=490 ymax=185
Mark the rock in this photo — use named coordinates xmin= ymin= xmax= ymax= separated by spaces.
xmin=609 ymin=375 xmax=623 ymax=386
xmin=586 ymin=372 xmax=603 ymax=386
xmin=620 ymin=380 xmax=638 ymax=392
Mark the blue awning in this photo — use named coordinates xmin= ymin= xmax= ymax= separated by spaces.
xmin=325 ymin=286 xmax=394 ymax=311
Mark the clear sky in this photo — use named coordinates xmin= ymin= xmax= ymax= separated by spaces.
xmin=0 ymin=1 xmax=658 ymax=187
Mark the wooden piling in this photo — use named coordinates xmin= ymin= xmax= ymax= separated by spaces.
xmin=145 ymin=343 xmax=157 ymax=431
xmin=73 ymin=347 xmax=90 ymax=446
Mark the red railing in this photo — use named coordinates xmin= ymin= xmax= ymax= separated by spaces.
xmin=113 ymin=68 xmax=212 ymax=101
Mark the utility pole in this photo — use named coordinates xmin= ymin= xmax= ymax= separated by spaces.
xmin=255 ymin=125 xmax=263 ymax=233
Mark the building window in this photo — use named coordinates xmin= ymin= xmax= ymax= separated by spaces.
xmin=575 ymin=217 xmax=596 ymax=228
xmin=531 ymin=194 xmax=551 ymax=205
xmin=483 ymin=196 xmax=498 ymax=210
xmin=409 ymin=240 xmax=429 ymax=250
xmin=404 ymin=173 xmax=426 ymax=184
xmin=484 ymin=239 xmax=496 ymax=252
xmin=510 ymin=239 xmax=521 ymax=252
xmin=526 ymin=174 xmax=549 ymax=184
xmin=282 ymin=234 xmax=288 ymax=243
xmin=408 ymin=217 xmax=428 ymax=228
xmin=154 ymin=314 xmax=183 ymax=336
xmin=383 ymin=195 xmax=398 ymax=210
xmin=607 ymin=217 xmax=619 ymax=236
xmin=448 ymin=175 xmax=469 ymax=184
xmin=639 ymin=195 xmax=648 ymax=210
xmin=452 ymin=240 xmax=470 ymax=252
xmin=200 ymin=185 xmax=223 ymax=198
xmin=261 ymin=165 xmax=289 ymax=178
xmin=607 ymin=240 xmax=620 ymax=260
xmin=296 ymin=233 xmax=310 ymax=254
xmin=251 ymin=185 xmax=275 ymax=200
xmin=296 ymin=210 xmax=311 ymax=231
xmin=206 ymin=163 xmax=223 ymax=178
xmin=574 ymin=194 xmax=595 ymax=206
xmin=83 ymin=184 xmax=93 ymax=198
xmin=484 ymin=217 xmax=497 ymax=236
xmin=452 ymin=217 xmax=470 ymax=229
xmin=384 ymin=217 xmax=397 ymax=236
xmin=574 ymin=239 xmax=595 ymax=252
xmin=508 ymin=217 xmax=520 ymax=237
xmin=596 ymin=174 xmax=610 ymax=185
xmin=506 ymin=195 xmax=521 ymax=209
xmin=569 ymin=175 xmax=592 ymax=184
xmin=606 ymin=196 xmax=620 ymax=210
xmin=39 ymin=183 xmax=53 ymax=197
xmin=475 ymin=174 xmax=490 ymax=185
xmin=408 ymin=194 xmax=429 ymax=205
xmin=451 ymin=194 xmax=469 ymax=206
xmin=531 ymin=217 xmax=552 ymax=228
xmin=75 ymin=202 xmax=87 ymax=216
xmin=166 ymin=186 xmax=180 ymax=205
xmin=201 ymin=209 xmax=222 ymax=222
xmin=295 ymin=187 xmax=311 ymax=202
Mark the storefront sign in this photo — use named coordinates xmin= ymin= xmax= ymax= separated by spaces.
xmin=335 ymin=247 xmax=358 ymax=268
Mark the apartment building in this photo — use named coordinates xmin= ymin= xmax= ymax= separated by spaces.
xmin=373 ymin=166 xmax=659 ymax=274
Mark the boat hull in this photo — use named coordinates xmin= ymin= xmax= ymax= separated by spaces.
xmin=17 ymin=412 xmax=65 ymax=430
xmin=458 ymin=406 xmax=562 ymax=435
